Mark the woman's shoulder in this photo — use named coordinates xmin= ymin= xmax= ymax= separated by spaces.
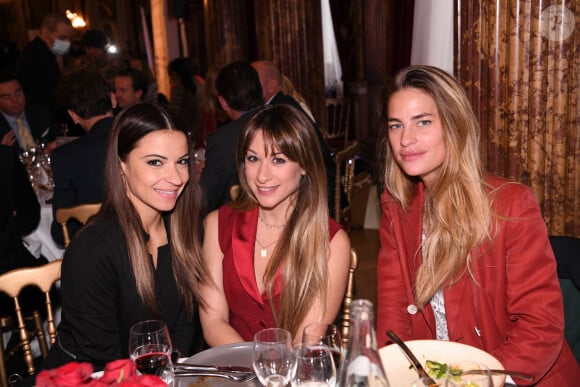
xmin=66 ymin=215 xmax=123 ymax=255
xmin=484 ymin=173 xmax=539 ymax=211
xmin=485 ymin=173 xmax=535 ymax=197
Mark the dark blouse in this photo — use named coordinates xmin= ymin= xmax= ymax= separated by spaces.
xmin=44 ymin=214 xmax=202 ymax=371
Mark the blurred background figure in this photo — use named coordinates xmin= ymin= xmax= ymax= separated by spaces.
xmin=280 ymin=74 xmax=315 ymax=122
xmin=127 ymin=53 xmax=163 ymax=106
xmin=113 ymin=67 xmax=148 ymax=110
xmin=0 ymin=71 xmax=57 ymax=150
xmin=67 ymin=29 xmax=125 ymax=88
xmin=199 ymin=61 xmax=264 ymax=214
xmin=167 ymin=57 xmax=203 ymax=145
xmin=0 ymin=144 xmax=46 ymax=274
xmin=198 ymin=65 xmax=228 ymax=146
xmin=16 ymin=12 xmax=74 ymax=124
xmin=50 ymin=70 xmax=115 ymax=247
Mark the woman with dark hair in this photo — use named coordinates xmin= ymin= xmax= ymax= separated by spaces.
xmin=44 ymin=103 xmax=208 ymax=370
xmin=199 ymin=104 xmax=350 ymax=346
xmin=377 ymin=65 xmax=579 ymax=385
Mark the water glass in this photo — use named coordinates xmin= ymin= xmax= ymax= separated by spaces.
xmin=302 ymin=323 xmax=343 ymax=368
xmin=128 ymin=320 xmax=174 ymax=385
xmin=292 ymin=344 xmax=336 ymax=386
xmin=252 ymin=328 xmax=296 ymax=386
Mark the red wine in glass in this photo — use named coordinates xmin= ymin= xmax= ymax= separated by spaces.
xmin=135 ymin=352 xmax=169 ymax=376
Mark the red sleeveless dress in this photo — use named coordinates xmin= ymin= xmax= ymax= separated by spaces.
xmin=218 ymin=205 xmax=341 ymax=341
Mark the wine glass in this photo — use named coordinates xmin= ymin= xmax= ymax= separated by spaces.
xmin=302 ymin=323 xmax=343 ymax=369
xmin=292 ymin=343 xmax=336 ymax=386
xmin=252 ymin=328 xmax=297 ymax=386
xmin=128 ymin=320 xmax=174 ymax=384
xmin=445 ymin=361 xmax=493 ymax=387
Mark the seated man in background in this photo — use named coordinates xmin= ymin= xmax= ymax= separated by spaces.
xmin=0 ymin=71 xmax=57 ymax=150
xmin=113 ymin=67 xmax=148 ymax=110
xmin=200 ymin=61 xmax=264 ymax=214
xmin=50 ymin=70 xmax=115 ymax=246
xmin=0 ymin=144 xmax=48 ymax=322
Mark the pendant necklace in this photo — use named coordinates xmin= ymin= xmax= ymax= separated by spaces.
xmin=255 ymin=238 xmax=278 ymax=258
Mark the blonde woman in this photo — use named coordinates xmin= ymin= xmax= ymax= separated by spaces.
xmin=377 ymin=65 xmax=579 ymax=385
xmin=200 ymin=104 xmax=350 ymax=345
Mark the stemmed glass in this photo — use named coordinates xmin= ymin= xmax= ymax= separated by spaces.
xmin=128 ymin=320 xmax=174 ymax=385
xmin=252 ymin=328 xmax=297 ymax=386
xmin=292 ymin=343 xmax=336 ymax=386
xmin=302 ymin=323 xmax=343 ymax=369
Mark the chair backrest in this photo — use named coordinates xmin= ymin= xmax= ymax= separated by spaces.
xmin=549 ymin=235 xmax=580 ymax=364
xmin=325 ymin=97 xmax=351 ymax=150
xmin=0 ymin=259 xmax=62 ymax=376
xmin=334 ymin=142 xmax=357 ymax=223
xmin=341 ymin=248 xmax=358 ymax=347
xmin=55 ymin=203 xmax=101 ymax=247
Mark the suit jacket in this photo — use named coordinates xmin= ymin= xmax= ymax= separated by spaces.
xmin=200 ymin=112 xmax=253 ymax=214
xmin=269 ymin=92 xmax=340 ymax=216
xmin=0 ymin=145 xmax=43 ymax=274
xmin=0 ymin=105 xmax=57 ymax=149
xmin=17 ymin=37 xmax=61 ymax=107
xmin=50 ymin=117 xmax=114 ymax=246
xmin=377 ymin=174 xmax=580 ymax=386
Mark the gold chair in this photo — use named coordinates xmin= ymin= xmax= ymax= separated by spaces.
xmin=324 ymin=97 xmax=352 ymax=151
xmin=341 ymin=248 xmax=358 ymax=347
xmin=0 ymin=260 xmax=62 ymax=380
xmin=334 ymin=142 xmax=358 ymax=223
xmin=55 ymin=203 xmax=101 ymax=248
xmin=229 ymin=184 xmax=242 ymax=202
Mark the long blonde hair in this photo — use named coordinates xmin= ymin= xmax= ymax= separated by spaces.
xmin=384 ymin=65 xmax=491 ymax=308
xmin=233 ymin=104 xmax=329 ymax=337
xmin=100 ymin=103 xmax=208 ymax=317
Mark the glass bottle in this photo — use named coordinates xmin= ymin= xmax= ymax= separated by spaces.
xmin=338 ymin=299 xmax=389 ymax=387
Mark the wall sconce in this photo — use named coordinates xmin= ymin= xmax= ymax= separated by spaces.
xmin=66 ymin=9 xmax=87 ymax=29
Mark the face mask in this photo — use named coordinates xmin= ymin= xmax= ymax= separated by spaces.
xmin=51 ymin=38 xmax=71 ymax=55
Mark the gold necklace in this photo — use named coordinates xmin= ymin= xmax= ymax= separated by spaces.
xmin=259 ymin=213 xmax=286 ymax=230
xmin=255 ymin=238 xmax=278 ymax=258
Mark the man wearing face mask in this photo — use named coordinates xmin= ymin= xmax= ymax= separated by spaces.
xmin=17 ymin=12 xmax=73 ymax=122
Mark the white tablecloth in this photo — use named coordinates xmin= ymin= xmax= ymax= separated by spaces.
xmin=23 ymin=203 xmax=64 ymax=262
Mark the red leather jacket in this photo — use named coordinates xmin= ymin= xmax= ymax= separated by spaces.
xmin=377 ymin=174 xmax=580 ymax=386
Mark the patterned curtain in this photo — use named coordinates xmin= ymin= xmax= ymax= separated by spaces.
xmin=457 ymin=0 xmax=579 ymax=236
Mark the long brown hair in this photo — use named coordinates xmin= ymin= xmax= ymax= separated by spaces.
xmin=383 ymin=65 xmax=492 ymax=308
xmin=99 ymin=102 xmax=208 ymax=317
xmin=233 ymin=104 xmax=329 ymax=337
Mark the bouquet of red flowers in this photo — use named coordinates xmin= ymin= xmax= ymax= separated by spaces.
xmin=36 ymin=359 xmax=166 ymax=386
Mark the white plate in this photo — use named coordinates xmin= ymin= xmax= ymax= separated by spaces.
xmin=379 ymin=339 xmax=505 ymax=387
xmin=176 ymin=342 xmax=257 ymax=386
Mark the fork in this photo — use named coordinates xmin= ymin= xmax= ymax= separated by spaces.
xmin=174 ymin=370 xmax=257 ymax=382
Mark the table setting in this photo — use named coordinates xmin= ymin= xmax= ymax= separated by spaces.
xmin=33 ymin=300 xmax=534 ymax=387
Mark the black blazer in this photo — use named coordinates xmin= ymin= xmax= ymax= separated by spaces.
xmin=50 ymin=117 xmax=114 ymax=246
xmin=200 ymin=112 xmax=253 ymax=214
xmin=0 ymin=145 xmax=43 ymax=274
xmin=0 ymin=104 xmax=57 ymax=149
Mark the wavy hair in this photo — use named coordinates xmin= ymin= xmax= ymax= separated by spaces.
xmin=99 ymin=102 xmax=208 ymax=317
xmin=383 ymin=65 xmax=492 ymax=308
xmin=232 ymin=104 xmax=329 ymax=337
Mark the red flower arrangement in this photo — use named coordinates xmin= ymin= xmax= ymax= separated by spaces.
xmin=36 ymin=359 xmax=166 ymax=387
